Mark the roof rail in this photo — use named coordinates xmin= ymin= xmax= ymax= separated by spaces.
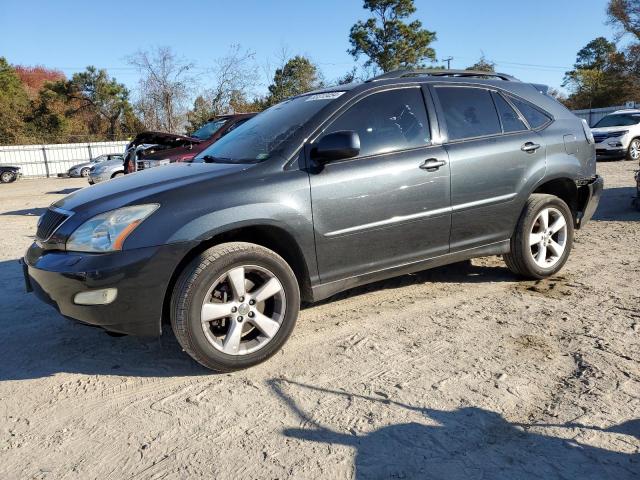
xmin=366 ymin=69 xmax=519 ymax=83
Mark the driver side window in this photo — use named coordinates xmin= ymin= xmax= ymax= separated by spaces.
xmin=323 ymin=88 xmax=431 ymax=158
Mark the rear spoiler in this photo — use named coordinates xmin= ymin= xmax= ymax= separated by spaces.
xmin=531 ymin=83 xmax=550 ymax=95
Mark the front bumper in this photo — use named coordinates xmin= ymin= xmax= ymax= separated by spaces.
xmin=596 ymin=146 xmax=625 ymax=158
xmin=88 ymin=172 xmax=110 ymax=184
xmin=576 ymin=175 xmax=604 ymax=228
xmin=23 ymin=242 xmax=194 ymax=336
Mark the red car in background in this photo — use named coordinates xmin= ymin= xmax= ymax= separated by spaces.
xmin=124 ymin=113 xmax=256 ymax=173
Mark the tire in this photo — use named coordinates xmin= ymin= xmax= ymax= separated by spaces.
xmin=171 ymin=242 xmax=300 ymax=372
xmin=504 ymin=194 xmax=574 ymax=279
xmin=0 ymin=171 xmax=15 ymax=183
xmin=80 ymin=167 xmax=90 ymax=177
xmin=627 ymin=138 xmax=640 ymax=161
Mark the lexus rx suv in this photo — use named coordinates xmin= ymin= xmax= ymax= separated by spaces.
xmin=591 ymin=109 xmax=640 ymax=160
xmin=24 ymin=70 xmax=603 ymax=372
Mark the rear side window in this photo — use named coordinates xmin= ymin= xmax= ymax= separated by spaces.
xmin=324 ymin=88 xmax=431 ymax=157
xmin=493 ymin=93 xmax=527 ymax=133
xmin=509 ymin=97 xmax=552 ymax=129
xmin=436 ymin=87 xmax=501 ymax=141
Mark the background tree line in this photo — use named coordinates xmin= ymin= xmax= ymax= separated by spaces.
xmin=2 ymin=0 xmax=639 ymax=146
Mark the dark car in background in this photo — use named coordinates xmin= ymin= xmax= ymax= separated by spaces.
xmin=123 ymin=113 xmax=256 ymax=173
xmin=24 ymin=69 xmax=602 ymax=372
xmin=0 ymin=166 xmax=21 ymax=183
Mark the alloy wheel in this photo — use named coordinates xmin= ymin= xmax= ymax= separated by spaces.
xmin=630 ymin=139 xmax=640 ymax=160
xmin=200 ymin=265 xmax=286 ymax=356
xmin=529 ymin=207 xmax=568 ymax=269
xmin=1 ymin=172 xmax=13 ymax=183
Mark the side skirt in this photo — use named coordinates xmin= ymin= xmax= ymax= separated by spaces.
xmin=310 ymin=240 xmax=511 ymax=302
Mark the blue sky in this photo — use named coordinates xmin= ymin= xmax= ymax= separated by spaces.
xmin=0 ymin=0 xmax=617 ymax=95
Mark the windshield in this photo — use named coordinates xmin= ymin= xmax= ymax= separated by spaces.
xmin=194 ymin=92 xmax=345 ymax=163
xmin=190 ymin=118 xmax=228 ymax=140
xmin=594 ymin=113 xmax=640 ymax=128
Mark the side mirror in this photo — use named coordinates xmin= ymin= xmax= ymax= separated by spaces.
xmin=311 ymin=131 xmax=360 ymax=163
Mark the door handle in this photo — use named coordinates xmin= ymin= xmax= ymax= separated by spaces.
xmin=420 ymin=158 xmax=446 ymax=171
xmin=521 ymin=142 xmax=541 ymax=153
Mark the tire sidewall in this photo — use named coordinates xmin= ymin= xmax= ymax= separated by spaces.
xmin=178 ymin=247 xmax=300 ymax=370
xmin=1 ymin=172 xmax=14 ymax=183
xmin=518 ymin=197 xmax=574 ymax=278
xmin=627 ymin=138 xmax=640 ymax=161
xmin=80 ymin=168 xmax=90 ymax=177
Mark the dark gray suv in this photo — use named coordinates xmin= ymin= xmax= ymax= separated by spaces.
xmin=24 ymin=70 xmax=603 ymax=371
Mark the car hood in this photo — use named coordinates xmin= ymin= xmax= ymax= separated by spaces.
xmin=54 ymin=162 xmax=247 ymax=213
xmin=129 ymin=131 xmax=202 ymax=148
xmin=69 ymin=161 xmax=93 ymax=170
xmin=91 ymin=159 xmax=123 ymax=172
xmin=591 ymin=126 xmax=633 ymax=134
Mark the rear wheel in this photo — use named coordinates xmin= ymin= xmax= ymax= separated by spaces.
xmin=171 ymin=242 xmax=300 ymax=372
xmin=627 ymin=138 xmax=640 ymax=161
xmin=0 ymin=171 xmax=15 ymax=183
xmin=504 ymin=194 xmax=574 ymax=279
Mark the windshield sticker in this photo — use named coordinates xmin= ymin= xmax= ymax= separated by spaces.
xmin=305 ymin=92 xmax=345 ymax=102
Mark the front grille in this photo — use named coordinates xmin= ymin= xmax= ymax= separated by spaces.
xmin=37 ymin=209 xmax=70 ymax=240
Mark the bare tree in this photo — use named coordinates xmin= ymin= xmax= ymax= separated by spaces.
xmin=127 ymin=46 xmax=195 ymax=133
xmin=208 ymin=45 xmax=259 ymax=114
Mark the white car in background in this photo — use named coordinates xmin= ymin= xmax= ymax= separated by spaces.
xmin=591 ymin=109 xmax=640 ymax=161
xmin=88 ymin=158 xmax=125 ymax=184
xmin=67 ymin=154 xmax=123 ymax=177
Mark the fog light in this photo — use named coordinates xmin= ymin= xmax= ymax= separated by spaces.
xmin=74 ymin=288 xmax=118 ymax=305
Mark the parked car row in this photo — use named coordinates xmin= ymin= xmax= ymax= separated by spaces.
xmin=122 ymin=113 xmax=255 ymax=175
xmin=24 ymin=69 xmax=603 ymax=372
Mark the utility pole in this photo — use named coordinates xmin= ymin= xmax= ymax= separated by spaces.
xmin=442 ymin=57 xmax=453 ymax=69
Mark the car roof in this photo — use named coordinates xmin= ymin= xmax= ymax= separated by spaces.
xmin=611 ymin=109 xmax=640 ymax=115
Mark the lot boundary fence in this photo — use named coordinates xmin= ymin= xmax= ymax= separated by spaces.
xmin=0 ymin=141 xmax=128 ymax=177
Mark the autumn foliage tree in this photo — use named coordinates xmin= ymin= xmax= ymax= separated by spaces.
xmin=14 ymin=65 xmax=64 ymax=98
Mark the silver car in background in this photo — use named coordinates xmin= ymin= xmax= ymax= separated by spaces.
xmin=88 ymin=158 xmax=125 ymax=184
xmin=67 ymin=154 xmax=123 ymax=178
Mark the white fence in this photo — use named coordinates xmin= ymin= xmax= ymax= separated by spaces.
xmin=0 ymin=141 xmax=128 ymax=178
xmin=572 ymin=105 xmax=635 ymax=127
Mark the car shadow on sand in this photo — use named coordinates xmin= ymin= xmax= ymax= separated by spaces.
xmin=310 ymin=259 xmax=515 ymax=307
xmin=0 ymin=259 xmax=209 ymax=381
xmin=47 ymin=188 xmax=83 ymax=195
xmin=592 ymin=186 xmax=640 ymax=222
xmin=1 ymin=207 xmax=47 ymax=216
xmin=271 ymin=379 xmax=639 ymax=479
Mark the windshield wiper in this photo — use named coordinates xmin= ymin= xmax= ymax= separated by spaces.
xmin=202 ymin=155 xmax=233 ymax=163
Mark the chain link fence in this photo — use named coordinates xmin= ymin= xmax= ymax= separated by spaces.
xmin=0 ymin=141 xmax=129 ymax=178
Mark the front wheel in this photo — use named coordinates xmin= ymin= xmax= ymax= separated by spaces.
xmin=0 ymin=171 xmax=15 ymax=183
xmin=627 ymin=138 xmax=640 ymax=161
xmin=504 ymin=194 xmax=574 ymax=279
xmin=170 ymin=242 xmax=300 ymax=372
xmin=80 ymin=167 xmax=90 ymax=177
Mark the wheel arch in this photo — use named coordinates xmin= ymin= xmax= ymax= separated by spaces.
xmin=531 ymin=176 xmax=580 ymax=225
xmin=161 ymin=223 xmax=314 ymax=330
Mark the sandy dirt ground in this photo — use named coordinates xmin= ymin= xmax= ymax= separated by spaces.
xmin=0 ymin=162 xmax=638 ymax=479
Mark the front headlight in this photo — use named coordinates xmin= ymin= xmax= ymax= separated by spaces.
xmin=66 ymin=204 xmax=159 ymax=252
